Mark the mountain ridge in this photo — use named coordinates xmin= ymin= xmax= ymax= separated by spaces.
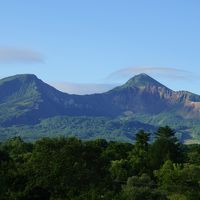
xmin=1 ymin=73 xmax=200 ymax=143
xmin=1 ymin=73 xmax=200 ymax=123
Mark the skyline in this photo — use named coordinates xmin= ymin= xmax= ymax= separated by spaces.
xmin=0 ymin=1 xmax=200 ymax=94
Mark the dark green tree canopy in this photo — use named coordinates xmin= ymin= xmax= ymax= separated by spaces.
xmin=0 ymin=127 xmax=200 ymax=200
xmin=150 ymin=126 xmax=183 ymax=169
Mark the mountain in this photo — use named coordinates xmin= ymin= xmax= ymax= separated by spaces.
xmin=109 ymin=73 xmax=200 ymax=118
xmin=0 ymin=73 xmax=200 ymax=143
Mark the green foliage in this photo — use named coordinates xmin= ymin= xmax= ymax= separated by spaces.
xmin=0 ymin=116 xmax=155 ymax=142
xmin=155 ymin=160 xmax=200 ymax=199
xmin=109 ymin=159 xmax=130 ymax=182
xmin=184 ymin=144 xmax=200 ymax=165
xmin=1 ymin=127 xmax=200 ymax=199
xmin=0 ymin=137 xmax=33 ymax=160
xmin=2 ymin=112 xmax=200 ymax=144
xmin=129 ymin=130 xmax=150 ymax=175
xmin=122 ymin=174 xmax=167 ymax=200
xmin=150 ymin=126 xmax=183 ymax=169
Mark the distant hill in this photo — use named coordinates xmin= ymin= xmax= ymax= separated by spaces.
xmin=0 ymin=73 xmax=200 ymax=143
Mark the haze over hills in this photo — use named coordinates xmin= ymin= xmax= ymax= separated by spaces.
xmin=1 ymin=73 xmax=200 ymax=143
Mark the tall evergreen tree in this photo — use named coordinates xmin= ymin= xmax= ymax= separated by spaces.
xmin=150 ymin=126 xmax=183 ymax=169
xmin=129 ymin=130 xmax=150 ymax=175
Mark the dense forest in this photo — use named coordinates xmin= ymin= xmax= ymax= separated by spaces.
xmin=1 ymin=126 xmax=200 ymax=200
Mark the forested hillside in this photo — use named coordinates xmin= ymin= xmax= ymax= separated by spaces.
xmin=1 ymin=126 xmax=200 ymax=199
xmin=1 ymin=73 xmax=200 ymax=143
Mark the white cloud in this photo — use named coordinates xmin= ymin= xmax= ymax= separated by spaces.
xmin=49 ymin=81 xmax=116 ymax=95
xmin=49 ymin=67 xmax=197 ymax=94
xmin=0 ymin=47 xmax=44 ymax=63
xmin=107 ymin=66 xmax=192 ymax=81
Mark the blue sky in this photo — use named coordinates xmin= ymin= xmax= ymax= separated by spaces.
xmin=0 ymin=0 xmax=200 ymax=94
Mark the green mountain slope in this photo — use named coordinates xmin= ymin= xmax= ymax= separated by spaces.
xmin=0 ymin=73 xmax=200 ymax=143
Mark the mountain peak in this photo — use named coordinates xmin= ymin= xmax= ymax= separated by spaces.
xmin=124 ymin=73 xmax=166 ymax=89
xmin=0 ymin=74 xmax=39 ymax=84
xmin=8 ymin=74 xmax=38 ymax=80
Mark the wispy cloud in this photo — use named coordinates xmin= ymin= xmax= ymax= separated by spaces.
xmin=0 ymin=47 xmax=44 ymax=63
xmin=49 ymin=81 xmax=116 ymax=95
xmin=49 ymin=67 xmax=198 ymax=94
xmin=107 ymin=66 xmax=193 ymax=81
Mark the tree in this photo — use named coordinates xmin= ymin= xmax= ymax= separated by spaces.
xmin=155 ymin=160 xmax=200 ymax=200
xmin=122 ymin=174 xmax=167 ymax=200
xmin=26 ymin=137 xmax=85 ymax=199
xmin=185 ymin=144 xmax=200 ymax=165
xmin=109 ymin=159 xmax=130 ymax=183
xmin=150 ymin=126 xmax=183 ymax=169
xmin=0 ymin=137 xmax=33 ymax=161
xmin=102 ymin=141 xmax=132 ymax=161
xmin=129 ymin=130 xmax=150 ymax=175
xmin=0 ymin=149 xmax=14 ymax=199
